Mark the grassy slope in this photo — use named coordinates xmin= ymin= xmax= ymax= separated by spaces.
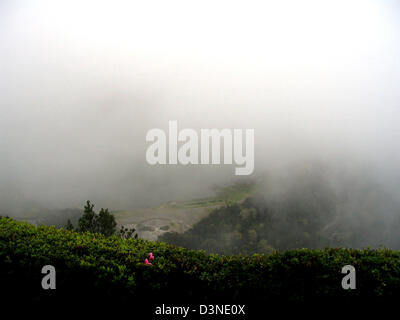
xmin=113 ymin=183 xmax=256 ymax=240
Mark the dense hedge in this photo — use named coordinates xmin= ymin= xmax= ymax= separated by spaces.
xmin=1 ymin=217 xmax=400 ymax=310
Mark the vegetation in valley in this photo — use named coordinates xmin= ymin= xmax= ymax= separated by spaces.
xmin=160 ymin=170 xmax=400 ymax=254
xmin=2 ymin=174 xmax=400 ymax=307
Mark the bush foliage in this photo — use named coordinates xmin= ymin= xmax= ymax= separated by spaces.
xmin=1 ymin=217 xmax=400 ymax=307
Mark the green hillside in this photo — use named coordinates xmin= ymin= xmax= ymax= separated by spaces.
xmin=113 ymin=182 xmax=256 ymax=240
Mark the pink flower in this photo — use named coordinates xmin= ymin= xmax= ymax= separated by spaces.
xmin=149 ymin=252 xmax=154 ymax=260
xmin=144 ymin=258 xmax=152 ymax=266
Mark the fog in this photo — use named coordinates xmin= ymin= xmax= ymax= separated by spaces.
xmin=1 ymin=0 xmax=400 ymax=220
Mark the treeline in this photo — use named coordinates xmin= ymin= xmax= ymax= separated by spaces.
xmin=160 ymin=168 xmax=400 ymax=254
xmin=160 ymin=199 xmax=336 ymax=254
xmin=65 ymin=200 xmax=137 ymax=239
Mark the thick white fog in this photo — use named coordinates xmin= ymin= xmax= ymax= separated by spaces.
xmin=1 ymin=0 xmax=400 ymax=215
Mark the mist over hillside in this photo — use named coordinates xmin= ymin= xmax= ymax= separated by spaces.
xmin=1 ymin=1 xmax=400 ymax=250
xmin=4 ymin=2 xmax=400 ymax=313
xmin=160 ymin=163 xmax=400 ymax=253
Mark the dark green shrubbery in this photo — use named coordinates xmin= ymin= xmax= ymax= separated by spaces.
xmin=1 ymin=217 xmax=400 ymax=309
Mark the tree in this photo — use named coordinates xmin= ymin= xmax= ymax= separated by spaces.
xmin=97 ymin=208 xmax=117 ymax=236
xmin=73 ymin=200 xmax=137 ymax=239
xmin=78 ymin=200 xmax=98 ymax=233
xmin=65 ymin=219 xmax=74 ymax=231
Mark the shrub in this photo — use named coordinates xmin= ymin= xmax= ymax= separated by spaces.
xmin=1 ymin=217 xmax=400 ymax=309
